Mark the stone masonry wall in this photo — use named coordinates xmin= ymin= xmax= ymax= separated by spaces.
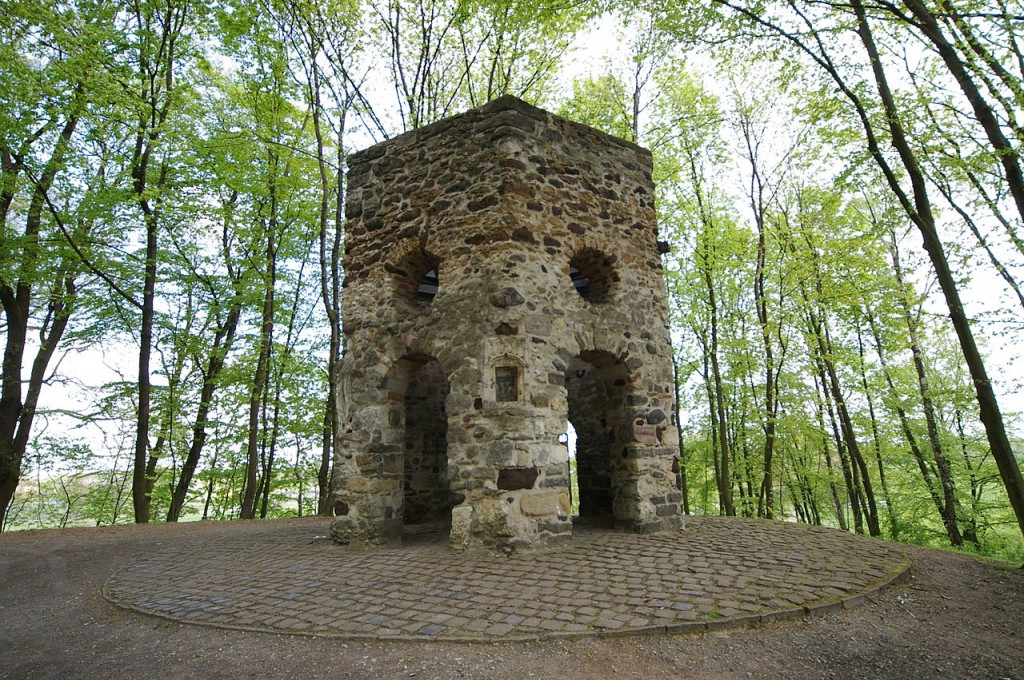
xmin=331 ymin=95 xmax=683 ymax=553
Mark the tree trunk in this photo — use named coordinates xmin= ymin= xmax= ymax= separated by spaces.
xmin=240 ymin=277 xmax=274 ymax=519
xmin=131 ymin=177 xmax=159 ymax=524
xmin=754 ymin=223 xmax=778 ymax=519
xmin=813 ymin=370 xmax=851 ymax=532
xmin=126 ymin=0 xmax=189 ymax=524
xmin=887 ymin=231 xmax=975 ymax=546
xmin=857 ymin=327 xmax=899 ymax=539
xmin=318 ymin=402 xmax=334 ymax=515
xmin=704 ymin=267 xmax=735 ymax=516
xmin=672 ymin=356 xmax=691 ymax=514
xmin=315 ymin=85 xmax=344 ymax=516
xmin=259 ymin=367 xmax=284 ymax=520
xmin=167 ymin=306 xmax=240 ymax=522
xmin=954 ymin=409 xmax=981 ymax=545
xmin=811 ymin=305 xmax=880 ymax=536
xmin=0 ymin=297 xmax=29 ymax=528
xmin=0 ymin=106 xmax=82 ymax=528
xmin=240 ymin=155 xmax=278 ymax=519
xmin=868 ymin=314 xmax=965 ymax=546
xmin=701 ymin=353 xmax=725 ymax=513
xmin=738 ymin=104 xmax=781 ymax=520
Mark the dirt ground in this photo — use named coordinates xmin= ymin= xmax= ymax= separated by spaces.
xmin=1 ymin=517 xmax=1022 ymax=679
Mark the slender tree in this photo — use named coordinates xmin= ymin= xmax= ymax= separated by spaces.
xmin=122 ymin=0 xmax=194 ymax=523
xmin=0 ymin=1 xmax=113 ymax=527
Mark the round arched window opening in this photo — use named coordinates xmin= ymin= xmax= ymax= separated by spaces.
xmin=569 ymin=248 xmax=616 ymax=303
xmin=389 ymin=249 xmax=440 ymax=305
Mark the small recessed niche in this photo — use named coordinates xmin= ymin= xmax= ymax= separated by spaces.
xmin=495 ymin=365 xmax=520 ymax=402
xmin=569 ymin=248 xmax=615 ymax=303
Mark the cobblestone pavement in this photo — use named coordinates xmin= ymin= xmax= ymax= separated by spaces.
xmin=102 ymin=515 xmax=910 ymax=642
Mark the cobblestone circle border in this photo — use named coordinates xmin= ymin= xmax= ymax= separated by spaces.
xmin=103 ymin=516 xmax=911 ymax=642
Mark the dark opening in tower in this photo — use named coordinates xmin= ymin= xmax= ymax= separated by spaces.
xmin=389 ymin=249 xmax=440 ymax=305
xmin=569 ymin=248 xmax=617 ymax=303
xmin=565 ymin=351 xmax=631 ymax=520
xmin=400 ymin=357 xmax=450 ymax=524
xmin=417 ymin=269 xmax=439 ymax=302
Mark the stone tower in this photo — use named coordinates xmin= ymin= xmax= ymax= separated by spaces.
xmin=330 ymin=96 xmax=683 ymax=553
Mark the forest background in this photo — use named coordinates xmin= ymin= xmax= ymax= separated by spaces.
xmin=3 ymin=0 xmax=1024 ymax=562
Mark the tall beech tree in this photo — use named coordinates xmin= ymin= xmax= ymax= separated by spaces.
xmin=165 ymin=199 xmax=246 ymax=522
xmin=271 ymin=0 xmax=361 ymax=514
xmin=731 ymin=76 xmax=797 ymax=520
xmin=215 ymin=4 xmax=317 ymax=520
xmin=120 ymin=0 xmax=195 ymax=523
xmin=0 ymin=1 xmax=115 ymax=527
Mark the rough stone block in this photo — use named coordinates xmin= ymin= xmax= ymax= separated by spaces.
xmin=497 ymin=467 xmax=539 ymax=490
xmin=520 ymin=493 xmax=558 ymax=517
xmin=633 ymin=426 xmax=659 ymax=444
xmin=450 ymin=505 xmax=474 ymax=550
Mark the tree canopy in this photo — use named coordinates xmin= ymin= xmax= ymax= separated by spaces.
xmin=1 ymin=0 xmax=1022 ymax=561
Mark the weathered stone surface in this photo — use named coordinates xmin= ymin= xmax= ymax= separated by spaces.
xmin=331 ymin=95 xmax=681 ymax=553
xmin=520 ymin=492 xmax=558 ymax=517
xmin=491 ymin=287 xmax=525 ymax=307
xmin=646 ymin=408 xmax=667 ymax=424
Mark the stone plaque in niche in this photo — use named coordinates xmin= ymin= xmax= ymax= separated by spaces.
xmin=486 ymin=335 xmax=526 ymax=403
xmin=495 ymin=365 xmax=519 ymax=402
xmin=525 ymin=315 xmax=552 ymax=336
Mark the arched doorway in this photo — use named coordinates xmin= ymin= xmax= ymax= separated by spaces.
xmin=564 ymin=351 xmax=632 ymax=523
xmin=382 ymin=355 xmax=451 ymax=529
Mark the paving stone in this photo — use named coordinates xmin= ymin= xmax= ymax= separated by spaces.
xmin=464 ymin=619 xmax=491 ymax=632
xmin=593 ymin=617 xmax=626 ymax=629
xmin=417 ymin=624 xmax=448 ymax=636
xmin=484 ymin=623 xmax=514 ymax=636
xmin=103 ymin=515 xmax=910 ymax=643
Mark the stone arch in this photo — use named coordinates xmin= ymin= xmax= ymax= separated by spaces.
xmin=564 ymin=350 xmax=635 ymax=524
xmin=380 ymin=354 xmax=452 ymax=526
